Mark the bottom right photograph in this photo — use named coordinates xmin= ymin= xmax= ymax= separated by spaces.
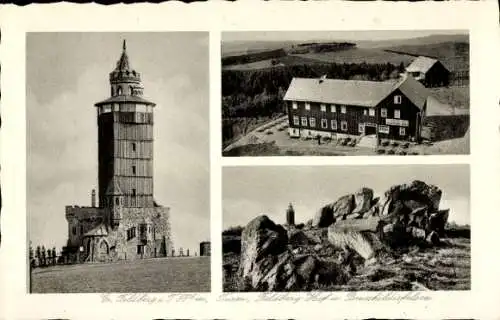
xmin=222 ymin=164 xmax=470 ymax=292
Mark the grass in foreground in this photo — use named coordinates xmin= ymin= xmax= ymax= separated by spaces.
xmin=31 ymin=257 xmax=210 ymax=293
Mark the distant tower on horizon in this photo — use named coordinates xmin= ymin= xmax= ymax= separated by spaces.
xmin=65 ymin=40 xmax=172 ymax=263
xmin=286 ymin=202 xmax=295 ymax=226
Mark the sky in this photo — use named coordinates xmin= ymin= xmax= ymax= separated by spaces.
xmin=222 ymin=30 xmax=467 ymax=43
xmin=27 ymin=32 xmax=209 ymax=254
xmin=223 ymin=165 xmax=470 ymax=229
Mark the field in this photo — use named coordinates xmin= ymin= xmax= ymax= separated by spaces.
xmin=294 ymin=48 xmax=415 ymax=66
xmin=31 ymin=257 xmax=210 ymax=293
xmin=222 ymin=55 xmax=326 ymax=71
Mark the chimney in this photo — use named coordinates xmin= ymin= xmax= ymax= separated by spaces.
xmin=91 ymin=189 xmax=96 ymax=207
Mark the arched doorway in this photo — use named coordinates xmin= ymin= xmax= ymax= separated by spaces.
xmin=96 ymin=239 xmax=109 ymax=262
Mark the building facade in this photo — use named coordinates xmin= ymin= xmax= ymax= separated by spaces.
xmin=405 ymin=56 xmax=451 ymax=88
xmin=64 ymin=41 xmax=172 ymax=263
xmin=283 ymin=75 xmax=430 ymax=142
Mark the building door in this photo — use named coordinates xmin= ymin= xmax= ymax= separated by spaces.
xmin=97 ymin=240 xmax=109 ymax=263
xmin=364 ymin=124 xmax=377 ymax=135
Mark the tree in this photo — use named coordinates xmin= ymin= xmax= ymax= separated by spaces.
xmin=36 ymin=246 xmax=41 ymax=267
xmin=41 ymin=246 xmax=46 ymax=267
xmin=52 ymin=247 xmax=57 ymax=265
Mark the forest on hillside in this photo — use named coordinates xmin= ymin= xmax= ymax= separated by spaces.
xmin=222 ymin=61 xmax=405 ymax=119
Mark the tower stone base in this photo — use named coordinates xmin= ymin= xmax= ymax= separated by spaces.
xmin=65 ymin=205 xmax=172 ymax=263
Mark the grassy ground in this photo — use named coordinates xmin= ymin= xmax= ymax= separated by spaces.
xmin=31 ymin=257 xmax=210 ymax=293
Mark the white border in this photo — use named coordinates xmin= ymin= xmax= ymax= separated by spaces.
xmin=0 ymin=2 xmax=498 ymax=320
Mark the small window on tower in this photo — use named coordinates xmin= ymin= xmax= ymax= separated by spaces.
xmin=72 ymin=227 xmax=77 ymax=235
xmin=132 ymin=189 xmax=136 ymax=197
xmin=132 ymin=166 xmax=136 ymax=175
xmin=131 ymin=142 xmax=136 ymax=152
xmin=115 ymin=198 xmax=119 ymax=205
xmin=117 ymin=87 xmax=122 ymax=95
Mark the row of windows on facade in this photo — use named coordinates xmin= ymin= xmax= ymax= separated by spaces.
xmin=111 ymin=86 xmax=143 ymax=97
xmin=292 ymin=95 xmax=403 ymax=114
xmin=292 ymin=116 xmax=407 ymax=136
xmin=98 ymin=103 xmax=153 ymax=115
xmin=126 ymin=224 xmax=152 ymax=241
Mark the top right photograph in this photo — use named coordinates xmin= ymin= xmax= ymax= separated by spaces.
xmin=222 ymin=30 xmax=469 ymax=157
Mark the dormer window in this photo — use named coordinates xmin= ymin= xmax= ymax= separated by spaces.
xmin=320 ymin=104 xmax=326 ymax=112
xmin=292 ymin=102 xmax=298 ymax=110
xmin=305 ymin=102 xmax=311 ymax=111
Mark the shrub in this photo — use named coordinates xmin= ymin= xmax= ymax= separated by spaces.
xmin=341 ymin=139 xmax=349 ymax=146
xmin=391 ymin=141 xmax=399 ymax=147
xmin=266 ymin=130 xmax=273 ymax=135
xmin=345 ymin=137 xmax=351 ymax=143
xmin=381 ymin=139 xmax=390 ymax=146
xmin=410 ymin=151 xmax=420 ymax=155
xmin=402 ymin=142 xmax=410 ymax=149
xmin=387 ymin=149 xmax=396 ymax=155
xmin=348 ymin=140 xmax=357 ymax=147
xmin=257 ymin=128 xmax=265 ymax=133
xmin=397 ymin=150 xmax=407 ymax=155
xmin=377 ymin=148 xmax=386 ymax=154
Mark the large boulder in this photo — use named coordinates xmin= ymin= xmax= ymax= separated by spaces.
xmin=327 ymin=220 xmax=386 ymax=261
xmin=238 ymin=215 xmax=288 ymax=288
xmin=352 ymin=187 xmax=374 ymax=215
xmin=313 ymin=194 xmax=355 ymax=227
xmin=428 ymin=209 xmax=450 ymax=236
xmin=383 ymin=180 xmax=442 ymax=214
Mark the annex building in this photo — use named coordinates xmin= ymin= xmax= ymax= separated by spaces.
xmin=64 ymin=41 xmax=173 ymax=263
xmin=405 ymin=56 xmax=451 ymax=88
xmin=283 ymin=74 xmax=433 ymax=142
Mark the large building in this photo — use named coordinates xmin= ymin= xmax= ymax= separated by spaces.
xmin=283 ymin=74 xmax=432 ymax=142
xmin=64 ymin=41 xmax=172 ymax=263
xmin=405 ymin=56 xmax=451 ymax=88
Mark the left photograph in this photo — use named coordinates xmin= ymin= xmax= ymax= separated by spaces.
xmin=27 ymin=32 xmax=210 ymax=293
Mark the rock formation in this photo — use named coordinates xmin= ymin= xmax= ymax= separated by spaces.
xmin=233 ymin=180 xmax=453 ymax=291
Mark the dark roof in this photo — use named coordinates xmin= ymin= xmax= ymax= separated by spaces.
xmin=95 ymin=95 xmax=156 ymax=107
xmin=284 ymin=74 xmax=429 ymax=110
xmin=83 ymin=224 xmax=108 ymax=237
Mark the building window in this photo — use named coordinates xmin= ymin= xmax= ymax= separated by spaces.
xmin=72 ymin=227 xmax=77 ymax=235
xmin=369 ymin=108 xmax=375 ymax=117
xmin=301 ymin=117 xmax=307 ymax=126
xmin=131 ymin=142 xmax=136 ymax=152
xmin=293 ymin=116 xmax=299 ymax=126
xmin=399 ymin=127 xmax=406 ymax=136
xmin=330 ymin=105 xmax=336 ymax=113
xmin=341 ymin=121 xmax=348 ymax=132
xmin=132 ymin=189 xmax=136 ymax=197
xmin=321 ymin=119 xmax=328 ymax=128
xmin=341 ymin=106 xmax=347 ymax=114
xmin=358 ymin=123 xmax=364 ymax=133
xmin=320 ymin=104 xmax=326 ymax=112
xmin=305 ymin=102 xmax=311 ymax=111
xmin=394 ymin=109 xmax=401 ymax=119
xmin=80 ymin=225 xmax=83 ymax=234
xmin=117 ymin=87 xmax=122 ymax=95
xmin=331 ymin=120 xmax=337 ymax=130
xmin=381 ymin=108 xmax=387 ymax=118
xmin=309 ymin=117 xmax=316 ymax=127
xmin=394 ymin=95 xmax=402 ymax=104
xmin=137 ymin=245 xmax=143 ymax=255
xmin=127 ymin=227 xmax=136 ymax=240
xmin=292 ymin=102 xmax=298 ymax=110
xmin=132 ymin=165 xmax=136 ymax=175
xmin=363 ymin=109 xmax=367 ymax=116
xmin=379 ymin=125 xmax=390 ymax=134
xmin=115 ymin=197 xmax=120 ymax=205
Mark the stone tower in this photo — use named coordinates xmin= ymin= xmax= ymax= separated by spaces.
xmin=95 ymin=40 xmax=155 ymax=217
xmin=65 ymin=40 xmax=172 ymax=263
xmin=286 ymin=202 xmax=295 ymax=226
